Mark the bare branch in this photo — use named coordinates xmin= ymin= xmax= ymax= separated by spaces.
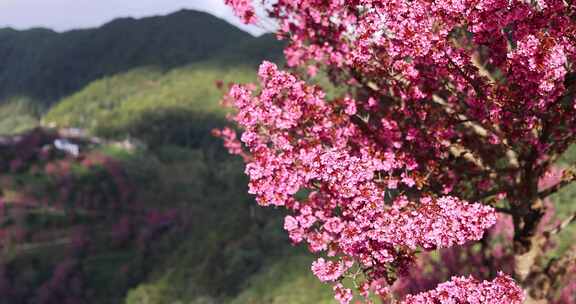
xmin=538 ymin=167 xmax=576 ymax=199
xmin=471 ymin=51 xmax=499 ymax=84
xmin=449 ymin=144 xmax=491 ymax=171
xmin=432 ymin=94 xmax=489 ymax=138
xmin=539 ymin=179 xmax=575 ymax=199
xmin=7 ymin=238 xmax=71 ymax=255
xmin=495 ymin=207 xmax=513 ymax=215
xmin=468 ymin=190 xmax=513 ymax=214
xmin=432 ymin=94 xmax=521 ymax=171
xmin=470 ymin=188 xmax=505 ymax=203
xmin=544 ymin=211 xmax=576 ymax=237
xmin=1 ymin=201 xmax=154 ymax=218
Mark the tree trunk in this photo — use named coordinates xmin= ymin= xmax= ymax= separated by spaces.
xmin=514 ymin=235 xmax=548 ymax=304
xmin=512 ymin=197 xmax=549 ymax=304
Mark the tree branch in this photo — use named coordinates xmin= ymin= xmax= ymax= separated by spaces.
xmin=544 ymin=211 xmax=576 ymax=237
xmin=538 ymin=167 xmax=576 ymax=199
xmin=495 ymin=207 xmax=513 ymax=215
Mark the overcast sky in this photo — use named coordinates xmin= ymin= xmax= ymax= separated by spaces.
xmin=0 ymin=0 xmax=268 ymax=35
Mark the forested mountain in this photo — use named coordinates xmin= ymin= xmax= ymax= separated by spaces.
xmin=0 ymin=9 xmax=280 ymax=106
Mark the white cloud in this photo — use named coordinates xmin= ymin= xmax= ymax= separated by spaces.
xmin=0 ymin=0 xmax=270 ymax=35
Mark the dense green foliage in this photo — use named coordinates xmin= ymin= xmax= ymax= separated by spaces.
xmin=0 ymin=97 xmax=41 ymax=135
xmin=44 ymin=64 xmax=254 ymax=144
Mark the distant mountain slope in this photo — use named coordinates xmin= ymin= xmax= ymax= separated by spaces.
xmin=0 ymin=9 xmax=279 ymax=105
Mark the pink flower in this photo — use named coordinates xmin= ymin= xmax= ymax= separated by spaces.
xmin=224 ymin=0 xmax=257 ymax=24
xmin=284 ymin=215 xmax=299 ymax=231
xmin=402 ymin=273 xmax=524 ymax=304
xmin=344 ymin=98 xmax=357 ymax=115
xmin=333 ymin=283 xmax=354 ymax=304
xmin=324 ymin=218 xmax=345 ymax=234
xmin=311 ymin=258 xmax=350 ymax=282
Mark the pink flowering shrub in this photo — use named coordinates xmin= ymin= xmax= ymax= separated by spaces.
xmin=221 ymin=0 xmax=575 ymax=303
xmin=389 ymin=195 xmax=575 ymax=303
xmin=402 ymin=273 xmax=524 ymax=304
xmin=388 ymin=166 xmax=576 ymax=303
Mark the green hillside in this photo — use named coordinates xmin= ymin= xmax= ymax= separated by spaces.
xmin=43 ymin=64 xmax=253 ymax=145
xmin=0 ymin=96 xmax=42 ymax=135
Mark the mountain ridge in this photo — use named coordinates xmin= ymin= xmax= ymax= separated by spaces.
xmin=0 ymin=9 xmax=248 ymax=36
xmin=0 ymin=9 xmax=279 ymax=106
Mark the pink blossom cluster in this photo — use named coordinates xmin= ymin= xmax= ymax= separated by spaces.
xmin=388 ymin=198 xmax=572 ymax=303
xmin=402 ymin=273 xmax=524 ymax=304
xmin=334 ymin=283 xmax=354 ymax=304
xmin=311 ymin=258 xmax=353 ymax=282
xmin=222 ymin=0 xmax=576 ymax=302
xmin=224 ymin=0 xmax=257 ymax=24
xmin=393 ymin=167 xmax=572 ymax=295
xmin=217 ymin=62 xmax=503 ymax=302
xmin=262 ymin=0 xmax=576 ymax=160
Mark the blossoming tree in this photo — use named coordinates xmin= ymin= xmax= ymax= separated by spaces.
xmin=219 ymin=0 xmax=576 ymax=303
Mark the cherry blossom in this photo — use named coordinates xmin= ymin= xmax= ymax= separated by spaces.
xmin=224 ymin=0 xmax=257 ymax=24
xmin=221 ymin=0 xmax=576 ymax=302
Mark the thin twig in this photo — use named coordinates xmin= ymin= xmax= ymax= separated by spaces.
xmin=539 ymin=175 xmax=576 ymax=199
xmin=545 ymin=211 xmax=576 ymax=237
xmin=494 ymin=207 xmax=513 ymax=215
